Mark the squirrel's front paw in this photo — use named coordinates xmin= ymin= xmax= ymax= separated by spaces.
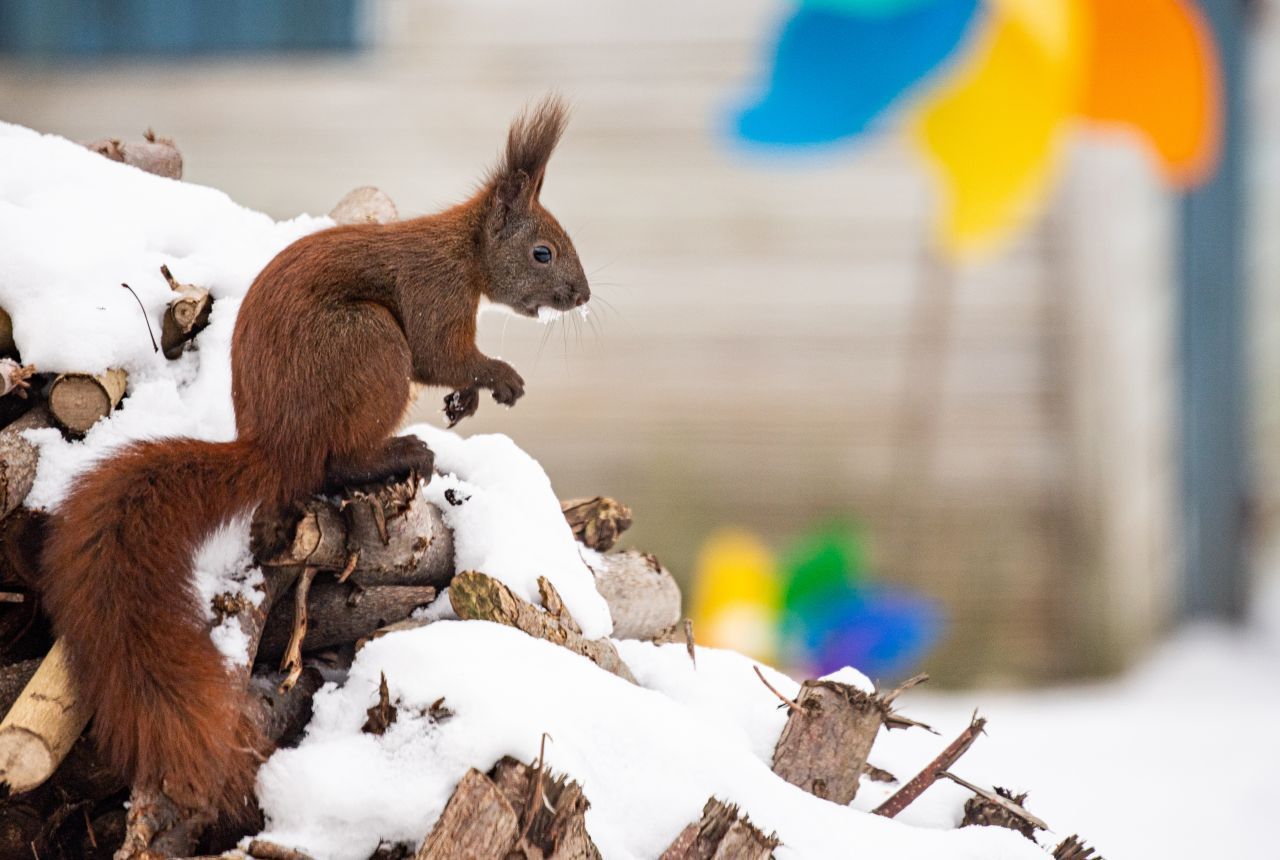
xmin=487 ymin=361 xmax=525 ymax=407
xmin=444 ymin=387 xmax=480 ymax=427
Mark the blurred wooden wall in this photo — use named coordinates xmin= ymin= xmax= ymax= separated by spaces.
xmin=0 ymin=0 xmax=1206 ymax=682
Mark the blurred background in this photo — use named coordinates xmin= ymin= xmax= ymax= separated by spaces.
xmin=0 ymin=0 xmax=1275 ymax=688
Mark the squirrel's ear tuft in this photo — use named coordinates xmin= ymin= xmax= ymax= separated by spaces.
xmin=488 ymin=95 xmax=569 ymax=236
xmin=503 ymin=94 xmax=569 ymax=188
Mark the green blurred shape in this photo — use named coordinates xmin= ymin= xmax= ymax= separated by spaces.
xmin=780 ymin=521 xmax=869 ymax=613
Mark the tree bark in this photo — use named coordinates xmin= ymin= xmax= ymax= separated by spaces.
xmin=0 ymin=405 xmax=49 ymax=518
xmin=585 ymin=549 xmax=680 ymax=640
xmin=329 ymin=187 xmax=399 ymax=226
xmin=560 ymin=496 xmax=632 ymax=551
xmin=256 ymin=583 xmax=437 ymax=664
xmin=49 ymin=369 xmax=127 ymax=435
xmin=159 ymin=265 xmax=212 ymax=360
xmin=82 ymin=131 xmax=183 ymax=180
xmin=0 ymin=638 xmax=91 ymax=794
xmin=415 ymin=768 xmax=520 ymax=860
xmin=659 ymin=798 xmax=778 ymax=860
xmin=448 ymin=571 xmax=636 ymax=683
xmin=489 ymin=756 xmax=602 ymax=860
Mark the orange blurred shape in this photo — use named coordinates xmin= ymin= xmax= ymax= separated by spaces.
xmin=1079 ymin=0 xmax=1221 ymax=186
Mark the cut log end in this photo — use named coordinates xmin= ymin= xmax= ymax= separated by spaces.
xmin=48 ymin=369 xmax=127 ymax=435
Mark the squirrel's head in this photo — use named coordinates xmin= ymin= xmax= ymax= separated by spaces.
xmin=479 ymin=96 xmax=589 ymax=317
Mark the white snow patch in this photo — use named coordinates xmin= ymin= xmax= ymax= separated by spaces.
xmin=820 ymin=665 xmax=875 ymax=693
xmin=406 ymin=423 xmax=613 ymax=638
xmin=191 ymin=515 xmax=265 ymax=666
xmin=256 ymin=622 xmax=1043 ymax=860
xmin=537 ymin=306 xmax=563 ymax=324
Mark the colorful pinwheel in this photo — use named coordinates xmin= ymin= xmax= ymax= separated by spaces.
xmin=691 ymin=523 xmax=941 ymax=680
xmin=734 ymin=0 xmax=1221 ymax=255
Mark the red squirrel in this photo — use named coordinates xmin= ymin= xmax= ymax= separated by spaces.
xmin=39 ymin=97 xmax=588 ymax=815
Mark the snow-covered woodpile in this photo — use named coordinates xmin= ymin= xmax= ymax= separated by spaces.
xmin=0 ymin=124 xmax=1101 ymax=860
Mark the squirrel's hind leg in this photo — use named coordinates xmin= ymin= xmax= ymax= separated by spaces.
xmin=323 ymin=435 xmax=435 ymax=493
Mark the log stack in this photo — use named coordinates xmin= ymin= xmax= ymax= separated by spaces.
xmin=0 ymin=141 xmax=1103 ymax=859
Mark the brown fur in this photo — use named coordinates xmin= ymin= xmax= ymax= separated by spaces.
xmin=38 ymin=96 xmax=588 ymax=816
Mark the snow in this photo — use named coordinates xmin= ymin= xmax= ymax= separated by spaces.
xmin=190 ymin=515 xmax=265 ymax=666
xmin=408 ymin=423 xmax=614 ymax=639
xmin=0 ymin=122 xmax=329 ymax=511
xmin=9 ymin=120 xmax=1249 ymax=859
xmin=257 ymin=622 xmax=1043 ymax=860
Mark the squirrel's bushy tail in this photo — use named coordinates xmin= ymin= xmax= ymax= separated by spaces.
xmin=41 ymin=437 xmax=280 ymax=815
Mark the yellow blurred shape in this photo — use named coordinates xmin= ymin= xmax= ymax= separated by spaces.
xmin=691 ymin=529 xmax=780 ymax=662
xmin=1079 ymin=0 xmax=1220 ymax=186
xmin=914 ymin=0 xmax=1084 ymax=256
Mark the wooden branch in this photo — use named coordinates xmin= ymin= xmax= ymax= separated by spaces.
xmin=159 ymin=264 xmax=213 ymax=359
xmin=81 ymin=130 xmax=183 ymax=179
xmin=415 ymin=768 xmax=520 ymax=859
xmin=278 ymin=566 xmax=318 ymax=693
xmin=329 ymin=186 xmax=399 ymax=226
xmin=0 ymin=638 xmax=91 ymax=794
xmin=659 ymin=798 xmax=779 ymax=860
xmin=584 ymin=549 xmax=681 ymax=640
xmin=873 ymin=713 xmax=987 ymax=818
xmin=449 ymin=571 xmax=636 ymax=683
xmin=257 ymin=583 xmax=437 ymax=664
xmin=48 ymin=369 xmax=126 ymax=435
xmin=560 ymin=496 xmax=632 ymax=551
xmin=248 ymin=839 xmax=316 ymax=860
xmin=0 ymin=405 xmax=49 ymax=518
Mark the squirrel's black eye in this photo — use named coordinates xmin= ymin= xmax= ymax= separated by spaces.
xmin=532 ymin=245 xmax=553 ymax=264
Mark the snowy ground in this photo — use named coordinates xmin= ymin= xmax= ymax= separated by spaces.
xmin=862 ymin=572 xmax=1280 ymax=860
xmin=7 ymin=121 xmax=1275 ymax=860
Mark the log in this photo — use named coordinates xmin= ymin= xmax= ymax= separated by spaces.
xmin=489 ymin=756 xmax=601 ymax=859
xmin=0 ymin=638 xmax=91 ymax=795
xmin=416 ymin=768 xmax=520 ymax=860
xmin=329 ymin=186 xmax=399 ymax=226
xmin=0 ymin=405 xmax=49 ymax=518
xmin=249 ymin=666 xmax=326 ymax=750
xmin=659 ymin=798 xmax=778 ymax=860
xmin=82 ymin=130 xmax=183 ymax=179
xmin=0 ymin=306 xmax=13 ymax=356
xmin=248 ymin=839 xmax=316 ymax=860
xmin=585 ymin=549 xmax=681 ymax=640
xmin=257 ymin=583 xmax=437 ymax=664
xmin=257 ymin=478 xmax=453 ymax=589
xmin=160 ymin=264 xmax=213 ymax=359
xmin=770 ymin=674 xmax=929 ymax=805
xmin=560 ymin=496 xmax=632 ymax=551
xmin=449 ymin=571 xmax=636 ymax=683
xmin=49 ymin=369 xmax=127 ymax=435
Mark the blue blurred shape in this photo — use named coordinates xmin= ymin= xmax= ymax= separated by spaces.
xmin=796 ymin=587 xmax=942 ymax=681
xmin=0 ymin=0 xmax=362 ymax=57
xmin=737 ymin=0 xmax=980 ymax=146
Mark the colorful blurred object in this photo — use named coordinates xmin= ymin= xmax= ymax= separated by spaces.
xmin=691 ymin=529 xmax=782 ymax=662
xmin=735 ymin=0 xmax=1222 ymax=255
xmin=692 ymin=523 xmax=941 ymax=680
